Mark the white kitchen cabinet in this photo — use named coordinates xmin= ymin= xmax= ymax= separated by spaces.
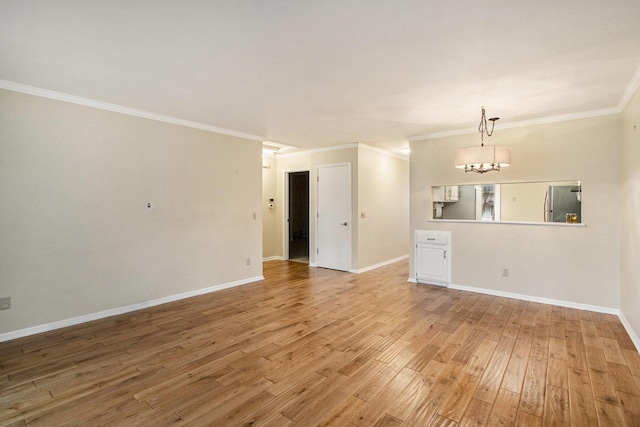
xmin=432 ymin=185 xmax=459 ymax=202
xmin=415 ymin=230 xmax=451 ymax=286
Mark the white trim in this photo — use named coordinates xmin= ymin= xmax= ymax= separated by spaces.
xmin=277 ymin=143 xmax=408 ymax=162
xmin=263 ymin=140 xmax=299 ymax=151
xmin=407 ymin=108 xmax=620 ymax=142
xmin=282 ymin=168 xmax=311 ymax=262
xmin=407 ymin=277 xmax=449 ymax=287
xmin=618 ymin=65 xmax=640 ymax=112
xmin=262 ymin=256 xmax=283 ymax=262
xmin=0 ymin=275 xmax=263 ymax=343
xmin=275 ymin=151 xmax=311 ymax=159
xmin=410 ymin=278 xmax=638 ymax=350
xmin=448 ymin=283 xmax=619 ymax=315
xmin=351 ymin=254 xmax=409 ymax=273
xmin=469 ymin=286 xmax=639 ymax=352
xmin=308 ymin=143 xmax=359 ymax=154
xmin=429 ymin=219 xmax=587 ymax=227
xmin=408 ymin=127 xmax=483 ymax=142
xmin=619 ymin=312 xmax=640 ymax=352
xmin=0 ymin=80 xmax=265 ymax=142
xmin=276 ymin=144 xmax=358 ymax=159
xmin=358 ymin=143 xmax=409 ymax=161
xmin=4 ymin=75 xmax=638 ymax=149
xmin=415 ymin=280 xmax=449 ymax=287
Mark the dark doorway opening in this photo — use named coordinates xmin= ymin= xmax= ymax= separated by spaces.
xmin=288 ymin=171 xmax=309 ymax=263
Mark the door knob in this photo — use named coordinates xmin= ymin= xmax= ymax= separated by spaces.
xmin=341 ymin=222 xmax=348 ymax=226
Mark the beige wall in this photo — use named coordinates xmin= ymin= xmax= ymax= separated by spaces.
xmin=410 ymin=114 xmax=621 ymax=309
xmin=310 ymin=148 xmax=359 ymax=268
xmin=269 ymin=145 xmax=409 ymax=271
xmin=0 ymin=89 xmax=263 ymax=334
xmin=261 ymin=156 xmax=278 ymax=259
xmin=621 ymin=84 xmax=640 ymax=342
xmin=500 ymin=182 xmax=548 ymax=223
xmin=357 ymin=147 xmax=409 ymax=269
xmin=273 ymin=151 xmax=312 ymax=261
xmin=274 ymin=148 xmax=358 ymax=267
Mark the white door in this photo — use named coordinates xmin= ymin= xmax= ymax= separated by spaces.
xmin=316 ymin=164 xmax=351 ymax=271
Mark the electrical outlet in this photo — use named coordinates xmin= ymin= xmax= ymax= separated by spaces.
xmin=246 ymin=258 xmax=251 ymax=266
xmin=0 ymin=297 xmax=10 ymax=310
xmin=502 ymin=268 xmax=509 ymax=277
xmin=360 ymin=212 xmax=366 ymax=219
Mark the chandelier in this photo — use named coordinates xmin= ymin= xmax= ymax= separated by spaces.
xmin=455 ymin=107 xmax=511 ymax=173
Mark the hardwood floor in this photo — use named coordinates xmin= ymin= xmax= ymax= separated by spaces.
xmin=2 ymin=259 xmax=640 ymax=426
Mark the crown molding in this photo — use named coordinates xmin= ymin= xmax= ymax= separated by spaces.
xmin=408 ymin=72 xmax=640 ymax=142
xmin=309 ymin=142 xmax=360 ymax=153
xmin=0 ymin=80 xmax=265 ymax=142
xmin=407 ymin=107 xmax=621 ymax=142
xmin=275 ymin=142 xmax=359 ymax=158
xmin=276 ymin=142 xmax=408 ymax=161
xmin=618 ymin=64 xmax=640 ymax=112
xmin=407 ymin=127 xmax=479 ymax=142
xmin=310 ymin=142 xmax=408 ymax=161
xmin=4 ymin=71 xmax=638 ymax=148
xmin=358 ymin=143 xmax=409 ymax=161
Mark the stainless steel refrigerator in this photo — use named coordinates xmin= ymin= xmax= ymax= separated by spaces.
xmin=544 ymin=185 xmax=582 ymax=223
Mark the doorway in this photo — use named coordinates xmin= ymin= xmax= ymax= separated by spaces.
xmin=287 ymin=171 xmax=309 ymax=263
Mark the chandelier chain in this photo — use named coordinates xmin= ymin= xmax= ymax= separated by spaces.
xmin=478 ymin=107 xmax=498 ymax=144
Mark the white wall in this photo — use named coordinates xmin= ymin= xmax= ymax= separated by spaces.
xmin=0 ymin=89 xmax=263 ymax=335
xmin=410 ymin=114 xmax=621 ymax=310
xmin=621 ymin=84 xmax=640 ymax=343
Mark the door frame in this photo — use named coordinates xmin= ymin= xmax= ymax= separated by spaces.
xmin=282 ymin=168 xmax=310 ymax=261
xmin=315 ymin=162 xmax=352 ymax=271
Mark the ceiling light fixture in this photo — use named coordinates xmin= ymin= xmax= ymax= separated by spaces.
xmin=455 ymin=107 xmax=511 ymax=173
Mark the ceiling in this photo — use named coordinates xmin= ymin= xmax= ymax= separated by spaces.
xmin=2 ymin=1 xmax=640 ymax=152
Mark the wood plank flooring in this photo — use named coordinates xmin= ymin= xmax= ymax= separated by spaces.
xmin=2 ymin=259 xmax=640 ymax=426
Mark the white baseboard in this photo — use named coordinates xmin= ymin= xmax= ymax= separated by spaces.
xmin=407 ymin=277 xmax=450 ymax=287
xmin=5 ymin=272 xmax=638 ymax=353
xmin=262 ymin=256 xmax=283 ymax=262
xmin=448 ymin=283 xmax=620 ymax=315
xmin=352 ymin=255 xmax=409 ymax=274
xmin=410 ymin=278 xmax=638 ymax=351
xmin=0 ymin=275 xmax=264 ymax=343
xmin=619 ymin=312 xmax=640 ymax=352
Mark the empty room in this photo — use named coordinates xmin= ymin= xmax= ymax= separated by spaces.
xmin=2 ymin=1 xmax=640 ymax=426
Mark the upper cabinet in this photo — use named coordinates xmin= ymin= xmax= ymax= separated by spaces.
xmin=432 ymin=185 xmax=459 ymax=202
